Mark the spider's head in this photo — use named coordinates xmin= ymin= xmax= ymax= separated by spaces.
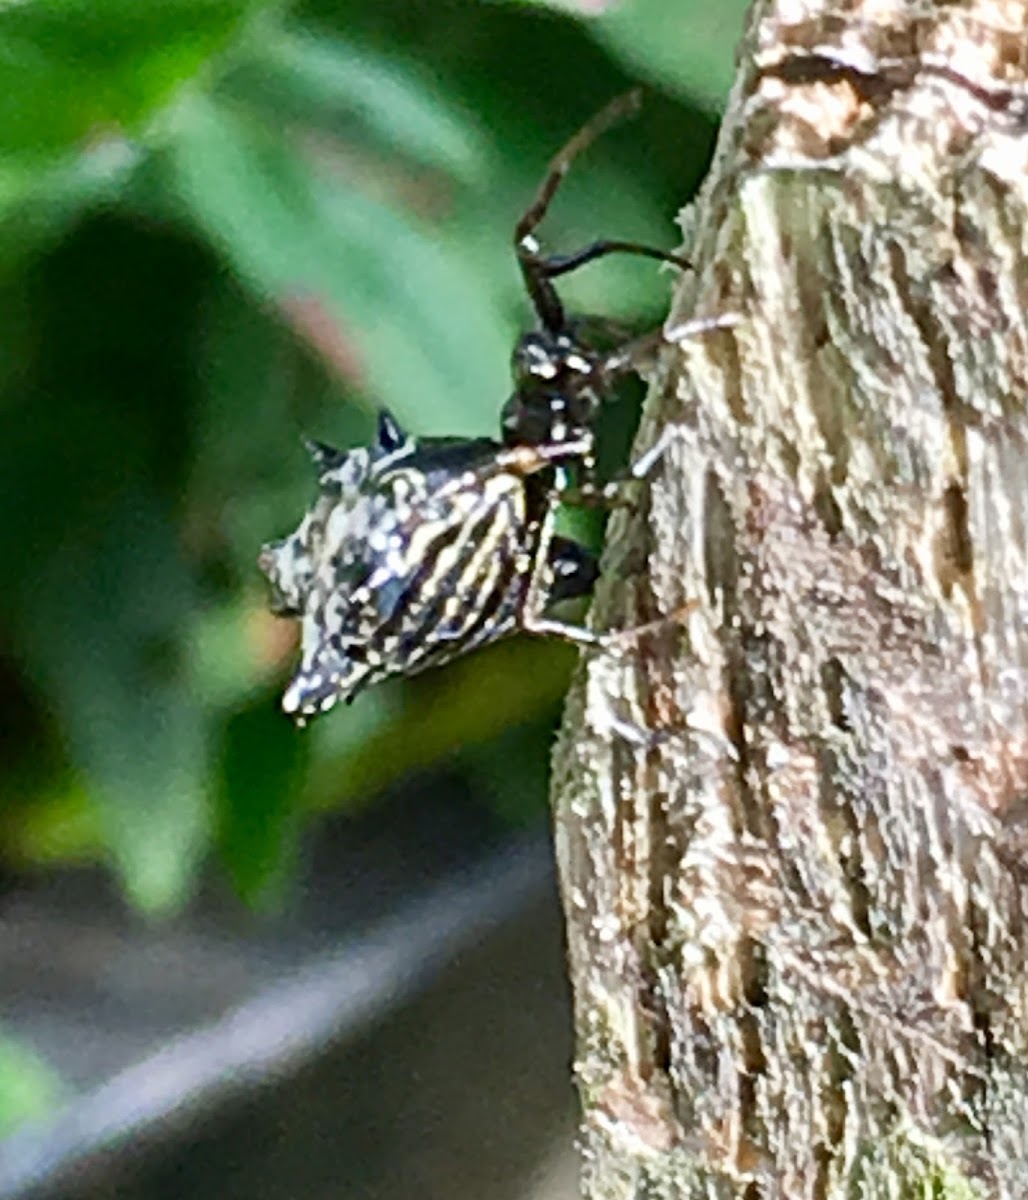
xmin=503 ymin=329 xmax=601 ymax=449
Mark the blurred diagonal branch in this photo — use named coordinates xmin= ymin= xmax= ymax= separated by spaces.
xmin=553 ymin=0 xmax=1028 ymax=1195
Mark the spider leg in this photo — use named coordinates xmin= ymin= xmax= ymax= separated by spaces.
xmin=537 ymin=239 xmax=691 ymax=281
xmin=519 ymin=508 xmax=612 ymax=647
xmin=494 ymin=434 xmax=593 ymax=476
xmin=521 ymin=520 xmax=701 ymax=652
xmin=515 ymin=90 xmax=644 ymax=332
xmin=554 ymin=424 xmax=678 ymax=509
xmin=517 ymin=461 xmax=701 ymax=650
xmin=595 ymin=310 xmax=743 ymax=379
xmin=515 ymin=91 xmax=643 ymax=256
xmin=663 ymin=310 xmax=745 ymax=345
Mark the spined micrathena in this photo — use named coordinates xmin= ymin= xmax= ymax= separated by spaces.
xmin=259 ymin=91 xmax=729 ymax=724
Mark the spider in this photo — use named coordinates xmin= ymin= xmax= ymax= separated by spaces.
xmin=258 ymin=412 xmax=599 ymax=720
xmin=259 ymin=92 xmax=732 ymax=723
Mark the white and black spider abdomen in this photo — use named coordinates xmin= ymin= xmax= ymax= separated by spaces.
xmin=261 ymin=424 xmax=550 ymax=722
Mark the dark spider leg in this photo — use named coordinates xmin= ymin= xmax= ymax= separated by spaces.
xmin=537 ymin=239 xmax=691 ymax=281
xmin=563 ymin=313 xmax=635 ymax=349
xmin=515 ymin=90 xmax=644 ymax=332
xmin=490 ymin=436 xmax=616 ymax=646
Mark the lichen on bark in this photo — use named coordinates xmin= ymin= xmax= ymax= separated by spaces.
xmin=552 ymin=2 xmax=1028 ymax=1197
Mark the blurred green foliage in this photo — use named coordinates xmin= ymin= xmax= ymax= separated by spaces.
xmin=0 ymin=1036 xmax=62 ymax=1137
xmin=0 ymin=0 xmax=746 ymax=917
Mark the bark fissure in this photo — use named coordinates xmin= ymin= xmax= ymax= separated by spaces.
xmin=553 ymin=1 xmax=1028 ymax=1196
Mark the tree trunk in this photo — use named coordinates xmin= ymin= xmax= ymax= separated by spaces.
xmin=551 ymin=1 xmax=1028 ymax=1196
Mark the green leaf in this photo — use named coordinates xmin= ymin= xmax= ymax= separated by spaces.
xmin=587 ymin=0 xmax=748 ymax=110
xmin=0 ymin=0 xmax=274 ymax=265
xmin=507 ymin=0 xmax=746 ymax=109
xmin=187 ymin=597 xmax=283 ymax=711
xmin=0 ymin=0 xmax=266 ymax=155
xmin=0 ymin=1034 xmax=62 ymax=1135
xmin=185 ymin=278 xmax=368 ymax=589
xmin=304 ymin=636 xmax=577 ymax=812
xmin=10 ymin=491 xmax=211 ymax=912
xmin=160 ymin=93 xmax=513 ymax=434
xmin=222 ymin=26 xmax=490 ymax=184
xmin=216 ymin=698 xmax=307 ymax=906
xmin=0 ymin=141 xmax=140 ymax=273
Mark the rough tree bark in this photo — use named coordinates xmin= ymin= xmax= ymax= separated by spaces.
xmin=552 ymin=1 xmax=1028 ymax=1196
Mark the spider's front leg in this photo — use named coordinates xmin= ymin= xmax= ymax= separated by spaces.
xmin=551 ymin=310 xmax=743 ymax=509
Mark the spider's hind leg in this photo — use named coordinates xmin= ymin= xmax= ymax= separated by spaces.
xmin=518 ymin=494 xmax=699 ymax=650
